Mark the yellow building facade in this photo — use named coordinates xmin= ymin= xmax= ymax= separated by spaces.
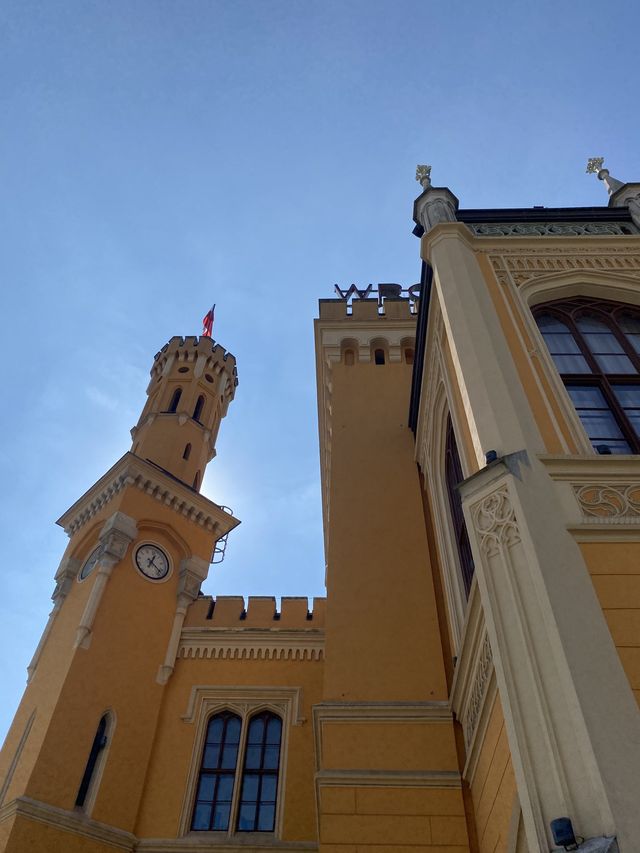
xmin=2 ymin=164 xmax=640 ymax=853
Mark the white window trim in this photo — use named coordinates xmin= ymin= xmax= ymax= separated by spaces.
xmin=416 ymin=309 xmax=475 ymax=654
xmin=179 ymin=686 xmax=302 ymax=839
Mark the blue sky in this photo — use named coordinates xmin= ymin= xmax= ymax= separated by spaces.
xmin=1 ymin=0 xmax=639 ymax=742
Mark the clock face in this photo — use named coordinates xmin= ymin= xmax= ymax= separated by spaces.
xmin=134 ymin=543 xmax=171 ymax=581
xmin=79 ymin=545 xmax=102 ymax=581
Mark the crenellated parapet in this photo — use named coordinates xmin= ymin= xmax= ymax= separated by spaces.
xmin=178 ymin=596 xmax=326 ymax=663
xmin=184 ymin=595 xmax=326 ymax=628
xmin=317 ymin=297 xmax=415 ymax=362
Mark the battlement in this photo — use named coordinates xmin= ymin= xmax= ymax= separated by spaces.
xmin=152 ymin=336 xmax=238 ymax=387
xmin=184 ymin=595 xmax=326 ymax=629
xmin=318 ymin=297 xmax=416 ymax=322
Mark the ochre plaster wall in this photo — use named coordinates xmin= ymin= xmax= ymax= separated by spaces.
xmin=1 ymin=817 xmax=122 ymax=853
xmin=580 ymin=541 xmax=640 ymax=706
xmin=135 ymin=653 xmax=323 ymax=842
xmin=323 ymin=358 xmax=448 ymax=702
xmin=319 ymin=786 xmax=469 ymax=852
xmin=470 ymin=696 xmax=517 ymax=853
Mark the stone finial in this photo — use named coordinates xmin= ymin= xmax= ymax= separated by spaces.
xmin=413 ymin=165 xmax=459 ymax=234
xmin=586 ymin=156 xmax=640 ymax=228
xmin=586 ymin=157 xmax=605 ymax=175
xmin=586 ymin=156 xmax=625 ymax=196
xmin=416 ymin=165 xmax=432 ymax=190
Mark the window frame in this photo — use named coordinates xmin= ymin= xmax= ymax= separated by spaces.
xmin=533 ymin=298 xmax=640 ymax=454
xmin=180 ymin=688 xmax=300 ymax=840
xmin=444 ymin=415 xmax=475 ymax=597
xmin=189 ymin=709 xmax=283 ymax=835
xmin=74 ymin=710 xmax=115 ymax=816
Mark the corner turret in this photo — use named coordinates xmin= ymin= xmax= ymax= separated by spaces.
xmin=130 ymin=335 xmax=238 ymax=491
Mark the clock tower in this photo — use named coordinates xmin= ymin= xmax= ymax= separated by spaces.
xmin=0 ymin=334 xmax=239 ymax=849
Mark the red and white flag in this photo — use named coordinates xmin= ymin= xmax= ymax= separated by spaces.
xmin=202 ymin=304 xmax=215 ymax=337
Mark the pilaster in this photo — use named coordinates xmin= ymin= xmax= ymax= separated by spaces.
xmin=460 ymin=456 xmax=640 ymax=851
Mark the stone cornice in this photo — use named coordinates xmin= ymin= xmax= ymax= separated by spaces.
xmin=0 ymin=796 xmax=317 ymax=853
xmin=315 ymin=769 xmax=461 ymax=788
xmin=0 ymin=796 xmax=136 ymax=850
xmin=56 ymin=452 xmax=240 ymax=539
xmin=178 ymin=628 xmax=325 ymax=662
xmin=137 ymin=838 xmax=317 ymax=852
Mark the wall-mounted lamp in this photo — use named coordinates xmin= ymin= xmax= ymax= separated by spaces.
xmin=550 ymin=817 xmax=579 ymax=851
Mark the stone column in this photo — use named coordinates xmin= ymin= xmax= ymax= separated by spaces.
xmin=157 ymin=555 xmax=209 ymax=684
xmin=74 ymin=512 xmax=137 ymax=649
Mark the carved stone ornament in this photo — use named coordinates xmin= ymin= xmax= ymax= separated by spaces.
xmin=488 ymin=247 xmax=640 ymax=288
xmin=471 ymin=487 xmax=521 ymax=557
xmin=462 ymin=632 xmax=493 ymax=749
xmin=471 ymin=222 xmax=636 ymax=237
xmin=573 ymin=483 xmax=640 ymax=521
xmin=416 ymin=164 xmax=432 ymax=189
xmin=586 ymin=157 xmax=605 ymax=174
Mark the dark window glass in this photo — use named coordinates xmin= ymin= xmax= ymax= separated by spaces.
xmin=193 ymin=395 xmax=205 ymax=421
xmin=191 ymin=712 xmax=241 ymax=832
xmin=76 ymin=715 xmax=108 ymax=808
xmin=374 ymin=348 xmax=385 ymax=365
xmin=444 ymin=416 xmax=474 ymax=597
xmin=167 ymin=388 xmax=182 ymax=413
xmin=236 ymin=713 xmax=281 ymax=832
xmin=534 ymin=299 xmax=640 ymax=454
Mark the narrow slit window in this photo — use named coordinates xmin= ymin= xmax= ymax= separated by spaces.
xmin=183 ymin=443 xmax=192 ymax=460
xmin=76 ymin=715 xmax=109 ymax=809
xmin=168 ymin=388 xmax=182 ymax=413
xmin=445 ymin=416 xmax=474 ymax=597
xmin=193 ymin=395 xmax=205 ymax=422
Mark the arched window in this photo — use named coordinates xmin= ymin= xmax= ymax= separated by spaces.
xmin=237 ymin=712 xmax=282 ymax=832
xmin=76 ymin=714 xmax=110 ymax=810
xmin=374 ymin=348 xmax=385 ymax=365
xmin=534 ymin=298 xmax=640 ymax=453
xmin=344 ymin=349 xmax=355 ymax=366
xmin=404 ymin=348 xmax=414 ymax=365
xmin=167 ymin=388 xmax=182 ymax=413
xmin=193 ymin=395 xmax=205 ymax=422
xmin=193 ymin=471 xmax=201 ymax=490
xmin=183 ymin=443 xmax=192 ymax=460
xmin=191 ymin=712 xmax=242 ymax=831
xmin=445 ymin=416 xmax=474 ymax=597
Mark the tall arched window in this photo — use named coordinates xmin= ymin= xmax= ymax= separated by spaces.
xmin=534 ymin=298 xmax=640 ymax=453
xmin=76 ymin=713 xmax=110 ymax=810
xmin=237 ymin=712 xmax=282 ymax=832
xmin=191 ymin=712 xmax=241 ymax=831
xmin=190 ymin=710 xmax=283 ymax=834
xmin=445 ymin=416 xmax=474 ymax=597
xmin=193 ymin=395 xmax=205 ymax=422
xmin=167 ymin=388 xmax=182 ymax=413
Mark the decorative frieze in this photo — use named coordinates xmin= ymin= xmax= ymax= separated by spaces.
xmin=471 ymin=222 xmax=636 ymax=238
xmin=573 ymin=483 xmax=640 ymax=522
xmin=488 ymin=247 xmax=640 ymax=288
xmin=57 ymin=453 xmax=237 ymax=539
xmin=178 ymin=628 xmax=324 ymax=663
